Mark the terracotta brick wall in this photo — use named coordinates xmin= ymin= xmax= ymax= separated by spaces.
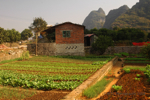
xmin=55 ymin=23 xmax=84 ymax=44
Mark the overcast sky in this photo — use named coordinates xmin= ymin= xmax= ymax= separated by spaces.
xmin=0 ymin=0 xmax=139 ymax=32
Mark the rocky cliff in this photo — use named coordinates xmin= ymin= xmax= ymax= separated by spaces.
xmin=82 ymin=8 xmax=105 ymax=30
xmin=103 ymin=5 xmax=129 ymax=29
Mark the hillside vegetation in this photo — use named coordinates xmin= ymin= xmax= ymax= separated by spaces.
xmin=103 ymin=5 xmax=129 ymax=29
xmin=111 ymin=0 xmax=150 ymax=32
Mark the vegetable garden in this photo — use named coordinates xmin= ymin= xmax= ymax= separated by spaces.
xmin=124 ymin=57 xmax=150 ymax=66
xmin=0 ymin=56 xmax=113 ymax=92
xmin=96 ymin=56 xmax=150 ymax=100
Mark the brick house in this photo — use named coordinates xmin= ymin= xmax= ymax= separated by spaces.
xmin=28 ymin=22 xmax=85 ymax=56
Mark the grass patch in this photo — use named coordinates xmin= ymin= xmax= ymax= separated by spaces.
xmin=83 ymin=77 xmax=113 ymax=98
xmin=123 ymin=66 xmax=146 ymax=72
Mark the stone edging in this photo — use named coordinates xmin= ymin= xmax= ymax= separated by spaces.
xmin=61 ymin=56 xmax=118 ymax=100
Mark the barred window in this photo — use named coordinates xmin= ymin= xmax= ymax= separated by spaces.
xmin=63 ymin=31 xmax=70 ymax=37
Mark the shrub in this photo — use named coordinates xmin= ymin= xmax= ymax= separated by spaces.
xmin=144 ymin=65 xmax=150 ymax=78
xmin=92 ymin=35 xmax=113 ymax=55
xmin=20 ymin=51 xmax=30 ymax=60
xmin=141 ymin=43 xmax=150 ymax=59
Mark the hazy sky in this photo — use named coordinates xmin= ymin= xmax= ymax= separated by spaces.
xmin=0 ymin=0 xmax=139 ymax=32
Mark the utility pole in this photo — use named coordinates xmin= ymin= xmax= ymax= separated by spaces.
xmin=36 ymin=32 xmax=38 ymax=56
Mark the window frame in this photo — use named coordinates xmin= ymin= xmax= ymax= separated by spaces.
xmin=62 ymin=30 xmax=71 ymax=38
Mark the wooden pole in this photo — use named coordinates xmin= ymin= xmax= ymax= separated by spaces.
xmin=36 ymin=32 xmax=38 ymax=56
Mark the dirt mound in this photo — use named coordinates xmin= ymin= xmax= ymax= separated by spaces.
xmin=0 ymin=44 xmax=9 ymax=49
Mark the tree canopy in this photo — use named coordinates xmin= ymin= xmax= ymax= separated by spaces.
xmin=21 ymin=29 xmax=33 ymax=40
xmin=29 ymin=17 xmax=47 ymax=33
xmin=0 ymin=27 xmax=21 ymax=44
xmin=88 ymin=28 xmax=146 ymax=42
xmin=7 ymin=29 xmax=21 ymax=43
xmin=92 ymin=35 xmax=113 ymax=55
xmin=29 ymin=17 xmax=47 ymax=56
xmin=0 ymin=27 xmax=4 ymax=44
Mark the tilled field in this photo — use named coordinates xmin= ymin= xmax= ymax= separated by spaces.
xmin=97 ymin=69 xmax=150 ymax=100
xmin=0 ymin=56 xmax=112 ymax=99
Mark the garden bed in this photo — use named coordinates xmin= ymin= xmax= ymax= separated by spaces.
xmin=0 ymin=55 xmax=113 ymax=99
xmin=96 ymin=69 xmax=149 ymax=100
xmin=124 ymin=57 xmax=150 ymax=66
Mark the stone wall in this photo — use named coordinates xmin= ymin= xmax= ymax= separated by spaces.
xmin=27 ymin=43 xmax=85 ymax=56
xmin=27 ymin=43 xmax=56 ymax=56
xmin=0 ymin=51 xmax=23 ymax=62
xmin=84 ymin=46 xmax=143 ymax=54
xmin=56 ymin=43 xmax=85 ymax=56
xmin=104 ymin=46 xmax=143 ymax=54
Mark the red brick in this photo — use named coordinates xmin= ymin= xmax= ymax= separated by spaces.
xmin=55 ymin=23 xmax=84 ymax=44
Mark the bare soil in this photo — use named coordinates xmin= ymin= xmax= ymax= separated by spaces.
xmin=23 ymin=90 xmax=70 ymax=100
xmin=96 ymin=69 xmax=149 ymax=100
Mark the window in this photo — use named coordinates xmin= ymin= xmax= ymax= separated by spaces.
xmin=63 ymin=31 xmax=70 ymax=37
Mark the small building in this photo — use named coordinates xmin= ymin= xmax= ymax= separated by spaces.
xmin=84 ymin=34 xmax=97 ymax=46
xmin=28 ymin=22 xmax=85 ymax=56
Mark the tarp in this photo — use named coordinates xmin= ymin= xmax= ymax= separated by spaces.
xmin=132 ymin=42 xmax=150 ymax=46
xmin=38 ymin=35 xmax=43 ymax=39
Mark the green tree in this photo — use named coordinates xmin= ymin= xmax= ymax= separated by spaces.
xmin=84 ymin=29 xmax=90 ymax=34
xmin=92 ymin=35 xmax=113 ymax=55
xmin=96 ymin=28 xmax=112 ymax=36
xmin=141 ymin=43 xmax=150 ymax=59
xmin=29 ymin=17 xmax=47 ymax=55
xmin=3 ymin=30 xmax=10 ymax=42
xmin=90 ymin=28 xmax=98 ymax=34
xmin=29 ymin=17 xmax=47 ymax=33
xmin=21 ymin=29 xmax=33 ymax=40
xmin=7 ymin=29 xmax=21 ymax=46
xmin=0 ymin=27 xmax=4 ymax=44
